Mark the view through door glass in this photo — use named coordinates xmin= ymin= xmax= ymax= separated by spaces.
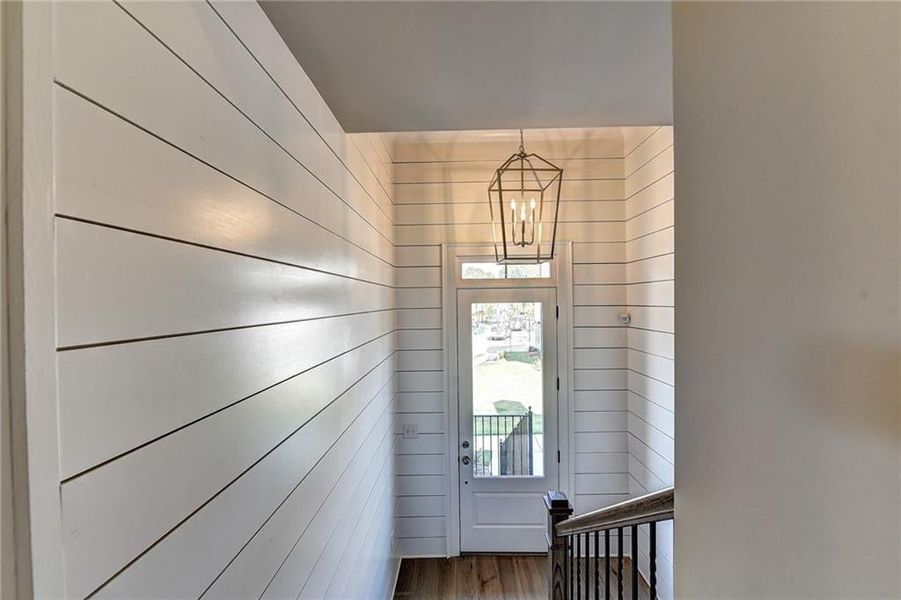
xmin=470 ymin=302 xmax=544 ymax=478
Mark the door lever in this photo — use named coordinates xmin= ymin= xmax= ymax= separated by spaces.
xmin=461 ymin=456 xmax=471 ymax=465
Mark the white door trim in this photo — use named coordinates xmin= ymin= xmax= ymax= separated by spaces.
xmin=441 ymin=242 xmax=573 ymax=557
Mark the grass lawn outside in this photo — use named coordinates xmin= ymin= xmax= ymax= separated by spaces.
xmin=472 ymin=354 xmax=544 ymax=434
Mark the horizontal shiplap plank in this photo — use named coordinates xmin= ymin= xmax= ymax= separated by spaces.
xmin=397 ymin=308 xmax=442 ymax=330
xmin=55 ymin=91 xmax=394 ymax=288
xmin=573 ymin=306 xmax=626 ymax=327
xmin=395 ymin=433 xmax=447 ymax=455
xmin=624 ymin=146 xmax=674 ymax=198
xmin=397 ymin=350 xmax=443 ymax=372
xmin=629 ymin=392 xmax=674 ymax=438
xmin=395 ymin=222 xmax=624 ymax=245
xmin=625 ymin=172 xmax=674 ymax=220
xmin=397 ymin=371 xmax=444 ymax=394
xmin=628 ymin=414 xmax=674 ymax=465
xmin=622 ymin=127 xmax=659 ymax=157
xmin=394 ymin=413 xmax=445 ymax=435
xmin=628 ymin=437 xmax=674 ymax=486
xmin=397 ymin=288 xmax=441 ymax=309
xmin=573 ymin=348 xmax=628 ymax=370
xmin=62 ymin=355 xmax=395 ymax=598
xmin=101 ymin=386 xmax=394 ymax=599
xmin=396 ymin=245 xmax=442 ymax=267
xmin=627 ymin=227 xmax=674 ymax=262
xmin=396 ymin=454 xmax=447 ymax=476
xmin=394 ymin=179 xmax=623 ymax=204
xmin=627 ymin=200 xmax=673 ymax=240
xmin=396 ymin=267 xmax=441 ymax=288
xmin=627 ymin=329 xmax=674 ymax=360
xmin=573 ymin=432 xmax=627 ymax=453
xmin=270 ymin=437 xmax=395 ymax=599
xmin=395 ymin=516 xmax=447 ymax=539
xmin=573 ymin=327 xmax=627 ymax=349
xmin=121 ymin=1 xmax=393 ymax=230
xmin=56 ymin=2 xmax=394 ymax=262
xmin=395 ymin=392 xmax=445 ymax=414
xmin=630 ymin=307 xmax=674 ymax=333
xmin=397 ymin=537 xmax=447 ymax=557
xmin=573 ymin=285 xmax=627 ymax=307
xmin=573 ymin=411 xmax=628 ymax=433
xmin=624 ymin=127 xmax=674 ymax=179
xmin=395 ymin=200 xmax=623 ymax=225
xmin=628 ymin=371 xmax=674 ymax=413
xmin=394 ymin=158 xmax=622 ymax=184
xmin=574 ymin=473 xmax=630 ymax=495
xmin=572 ymin=242 xmax=626 ymax=264
xmin=573 ymin=391 xmax=628 ymax=412
xmin=395 ymin=496 xmax=446 ymax=518
xmin=574 ymin=369 xmax=628 ymax=391
xmin=574 ymin=264 xmax=627 ymax=285
xmin=57 ymin=219 xmax=394 ymax=347
xmin=391 ymin=130 xmax=623 ymax=163
xmin=626 ymin=254 xmax=673 ymax=284
xmin=628 ymin=350 xmax=675 ymax=386
xmin=397 ymin=329 xmax=442 ymax=351
xmin=573 ymin=452 xmax=629 ymax=474
xmin=58 ymin=314 xmax=395 ymax=479
xmin=627 ymin=281 xmax=674 ymax=307
xmin=396 ymin=475 xmax=447 ymax=496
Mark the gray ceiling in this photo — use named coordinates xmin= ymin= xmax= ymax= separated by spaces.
xmin=260 ymin=1 xmax=673 ymax=133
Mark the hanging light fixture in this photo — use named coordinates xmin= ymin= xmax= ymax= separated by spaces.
xmin=488 ymin=129 xmax=563 ymax=264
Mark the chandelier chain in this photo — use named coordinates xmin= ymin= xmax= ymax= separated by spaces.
xmin=519 ymin=128 xmax=525 ymax=155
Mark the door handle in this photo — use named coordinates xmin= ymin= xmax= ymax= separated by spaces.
xmin=461 ymin=456 xmax=471 ymax=465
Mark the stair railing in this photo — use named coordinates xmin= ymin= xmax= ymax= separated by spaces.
xmin=544 ymin=487 xmax=674 ymax=599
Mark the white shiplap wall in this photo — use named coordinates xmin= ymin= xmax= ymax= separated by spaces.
xmin=623 ymin=126 xmax=675 ymax=599
xmin=52 ymin=2 xmax=398 ymax=598
xmin=391 ymin=129 xmax=633 ymax=556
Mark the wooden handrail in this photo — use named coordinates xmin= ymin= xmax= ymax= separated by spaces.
xmin=555 ymin=487 xmax=673 ymax=537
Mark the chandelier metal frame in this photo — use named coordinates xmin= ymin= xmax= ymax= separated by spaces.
xmin=487 ymin=130 xmax=563 ymax=264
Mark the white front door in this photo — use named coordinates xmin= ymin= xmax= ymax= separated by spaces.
xmin=457 ymin=287 xmax=559 ymax=552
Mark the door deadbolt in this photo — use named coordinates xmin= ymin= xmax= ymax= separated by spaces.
xmin=461 ymin=440 xmax=470 ymax=449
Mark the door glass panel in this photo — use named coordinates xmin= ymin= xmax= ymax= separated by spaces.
xmin=470 ymin=302 xmax=544 ymax=477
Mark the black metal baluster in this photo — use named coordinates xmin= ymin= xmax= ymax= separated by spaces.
xmin=631 ymin=525 xmax=638 ymax=600
xmin=528 ymin=406 xmax=533 ymax=475
xmin=569 ymin=535 xmax=574 ymax=599
xmin=649 ymin=522 xmax=657 ymax=600
xmin=604 ymin=530 xmax=610 ymax=599
xmin=594 ymin=531 xmax=600 ymax=599
xmin=617 ymin=527 xmax=623 ymax=600
xmin=510 ymin=415 xmax=514 ymax=475
xmin=576 ymin=533 xmax=582 ymax=600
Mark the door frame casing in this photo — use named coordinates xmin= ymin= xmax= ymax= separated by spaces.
xmin=441 ymin=242 xmax=573 ymax=557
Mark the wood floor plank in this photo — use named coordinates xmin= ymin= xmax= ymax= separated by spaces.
xmin=476 ymin=556 xmax=503 ymax=597
xmin=393 ymin=554 xmax=649 ymax=599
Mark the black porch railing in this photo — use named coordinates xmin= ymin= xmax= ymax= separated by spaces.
xmin=473 ymin=408 xmax=533 ymax=476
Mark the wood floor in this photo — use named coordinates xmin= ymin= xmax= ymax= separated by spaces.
xmin=393 ymin=555 xmax=648 ymax=599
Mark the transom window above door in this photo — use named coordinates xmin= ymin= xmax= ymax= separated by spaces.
xmin=460 ymin=261 xmax=551 ymax=280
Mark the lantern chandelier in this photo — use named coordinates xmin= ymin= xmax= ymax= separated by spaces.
xmin=488 ymin=129 xmax=563 ymax=264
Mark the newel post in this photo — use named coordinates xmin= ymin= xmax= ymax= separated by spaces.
xmin=544 ymin=491 xmax=573 ymax=600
